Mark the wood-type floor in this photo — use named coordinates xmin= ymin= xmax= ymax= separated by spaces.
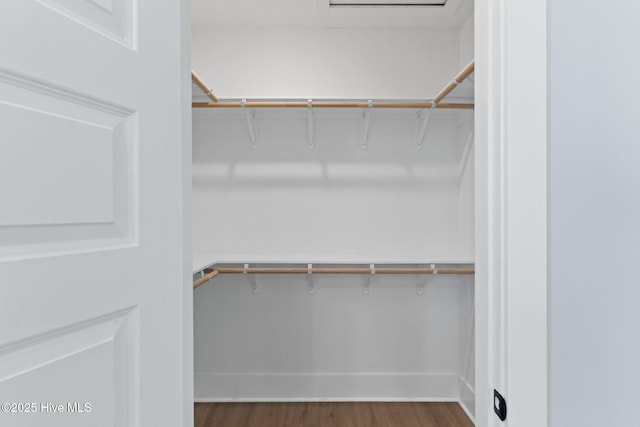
xmin=194 ymin=402 xmax=474 ymax=427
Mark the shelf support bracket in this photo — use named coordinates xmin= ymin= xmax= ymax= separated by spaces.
xmin=307 ymin=99 xmax=314 ymax=150
xmin=307 ymin=263 xmax=315 ymax=294
xmin=243 ymin=263 xmax=258 ymax=294
xmin=458 ymin=130 xmax=475 ymax=177
xmin=417 ymin=104 xmax=434 ymax=150
xmin=416 ymin=263 xmax=438 ymax=295
xmin=417 ymin=272 xmax=426 ymax=296
xmin=364 ymin=263 xmax=375 ymax=295
xmin=362 ymin=100 xmax=373 ymax=150
xmin=241 ymin=99 xmax=257 ymax=150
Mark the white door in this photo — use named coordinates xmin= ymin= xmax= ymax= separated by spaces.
xmin=0 ymin=1 xmax=192 ymax=426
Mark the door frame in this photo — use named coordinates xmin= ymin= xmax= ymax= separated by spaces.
xmin=179 ymin=0 xmax=547 ymax=424
xmin=475 ymin=1 xmax=547 ymax=426
xmin=180 ymin=0 xmax=194 ymax=425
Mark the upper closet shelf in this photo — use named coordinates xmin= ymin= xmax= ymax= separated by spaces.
xmin=191 ymin=61 xmax=474 ymax=110
xmin=193 ymin=262 xmax=475 ymax=290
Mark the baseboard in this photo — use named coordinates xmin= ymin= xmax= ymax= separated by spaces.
xmin=458 ymin=376 xmax=476 ymax=423
xmin=195 ymin=397 xmax=460 ymax=403
xmin=195 ymin=372 xmax=460 ymax=402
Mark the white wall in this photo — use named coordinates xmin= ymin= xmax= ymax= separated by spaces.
xmin=458 ymin=14 xmax=474 ymax=69
xmin=193 ymin=109 xmax=472 ymax=264
xmin=191 ymin=20 xmax=475 ymax=409
xmin=549 ymin=1 xmax=640 ymax=426
xmin=194 ymin=272 xmax=474 ymax=401
xmin=192 ymin=27 xmax=460 ymax=100
xmin=192 ymin=109 xmax=475 ymax=404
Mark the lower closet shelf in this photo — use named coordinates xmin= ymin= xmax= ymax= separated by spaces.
xmin=193 ymin=262 xmax=475 ymax=289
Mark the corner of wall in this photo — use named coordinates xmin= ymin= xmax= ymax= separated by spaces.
xmin=458 ymin=12 xmax=475 ymax=68
xmin=459 ymin=374 xmax=476 ymax=423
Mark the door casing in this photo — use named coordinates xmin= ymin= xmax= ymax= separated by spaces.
xmin=474 ymin=1 xmax=547 ymax=426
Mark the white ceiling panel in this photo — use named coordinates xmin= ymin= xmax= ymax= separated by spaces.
xmin=191 ymin=0 xmax=472 ymax=29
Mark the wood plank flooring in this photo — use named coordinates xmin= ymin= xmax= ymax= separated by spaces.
xmin=194 ymin=402 xmax=474 ymax=427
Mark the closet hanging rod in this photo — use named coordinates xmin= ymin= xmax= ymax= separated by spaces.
xmin=193 ymin=269 xmax=220 ymax=289
xmin=193 ymin=266 xmax=474 ymax=289
xmin=192 ymin=101 xmax=474 ymax=109
xmin=214 ymin=267 xmax=474 ymax=274
xmin=191 ymin=70 xmax=218 ymax=103
xmin=433 ymin=60 xmax=475 ymax=105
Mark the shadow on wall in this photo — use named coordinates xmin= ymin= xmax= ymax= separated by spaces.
xmin=193 ymin=161 xmax=461 ymax=190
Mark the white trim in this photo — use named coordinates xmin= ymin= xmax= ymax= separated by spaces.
xmin=503 ymin=0 xmax=548 ymax=425
xmin=180 ymin=0 xmax=194 ymax=426
xmin=476 ymin=1 xmax=547 ymax=426
xmin=474 ymin=2 xmax=494 ymax=425
xmin=195 ymin=372 xmax=461 ymax=401
xmin=195 ymin=398 xmax=461 ymax=403
xmin=459 ymin=404 xmax=476 ymax=424
xmin=459 ymin=376 xmax=476 ymax=423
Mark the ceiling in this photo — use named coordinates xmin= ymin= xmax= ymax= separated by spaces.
xmin=191 ymin=0 xmax=473 ymax=29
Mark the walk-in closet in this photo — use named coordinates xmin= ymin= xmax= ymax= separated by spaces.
xmin=190 ymin=0 xmax=476 ymax=424
xmin=1 ymin=0 xmax=553 ymax=426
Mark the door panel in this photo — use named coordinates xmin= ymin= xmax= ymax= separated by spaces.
xmin=0 ymin=0 xmax=190 ymax=426
xmin=0 ymin=69 xmax=136 ymax=258
xmin=0 ymin=308 xmax=136 ymax=425
xmin=35 ymin=0 xmax=135 ymax=47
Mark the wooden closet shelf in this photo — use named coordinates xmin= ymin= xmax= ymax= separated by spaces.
xmin=193 ymin=265 xmax=474 ymax=289
xmin=191 ymin=61 xmax=474 ymax=110
xmin=192 ymin=101 xmax=474 ymax=109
